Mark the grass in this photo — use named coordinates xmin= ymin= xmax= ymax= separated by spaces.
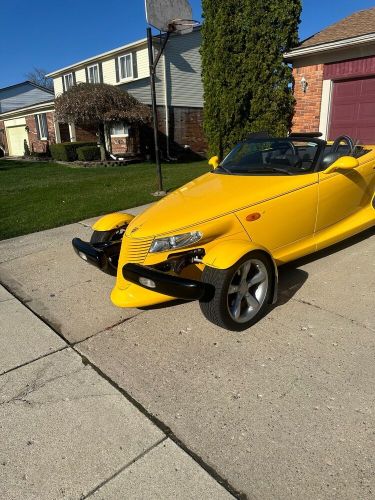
xmin=0 ymin=159 xmax=208 ymax=240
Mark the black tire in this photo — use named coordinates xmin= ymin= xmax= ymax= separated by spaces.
xmin=90 ymin=229 xmax=123 ymax=275
xmin=90 ymin=230 xmax=118 ymax=245
xmin=199 ymin=251 xmax=273 ymax=331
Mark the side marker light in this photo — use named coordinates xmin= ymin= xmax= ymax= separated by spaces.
xmin=246 ymin=213 xmax=261 ymax=222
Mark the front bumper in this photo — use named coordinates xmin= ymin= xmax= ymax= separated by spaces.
xmin=123 ymin=263 xmax=210 ymax=301
xmin=72 ymin=238 xmax=120 ymax=276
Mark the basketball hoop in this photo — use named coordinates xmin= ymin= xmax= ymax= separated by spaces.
xmin=144 ymin=0 xmax=198 ymax=195
xmin=168 ymin=18 xmax=200 ymax=34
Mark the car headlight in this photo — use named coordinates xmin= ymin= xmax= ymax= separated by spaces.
xmin=150 ymin=231 xmax=203 ymax=253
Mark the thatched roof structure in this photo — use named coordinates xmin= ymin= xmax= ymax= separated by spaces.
xmin=55 ymin=83 xmax=151 ymax=125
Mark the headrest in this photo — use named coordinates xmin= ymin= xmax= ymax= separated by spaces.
xmin=321 ymin=152 xmax=340 ymax=169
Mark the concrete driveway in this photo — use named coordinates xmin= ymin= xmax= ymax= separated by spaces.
xmin=0 ymin=207 xmax=374 ymax=500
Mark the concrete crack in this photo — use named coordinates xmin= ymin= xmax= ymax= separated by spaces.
xmin=292 ymin=298 xmax=375 ymax=333
xmin=0 ymin=365 xmax=85 ymax=407
xmin=81 ymin=437 xmax=168 ymax=499
xmin=72 ymin=312 xmax=144 ymax=346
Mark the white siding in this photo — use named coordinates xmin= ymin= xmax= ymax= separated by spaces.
xmin=75 ymin=68 xmax=86 ymax=84
xmin=4 ymin=117 xmax=26 ymax=127
xmin=49 ymin=30 xmax=203 ymax=108
xmin=164 ymin=30 xmax=203 ymax=108
xmin=124 ymin=31 xmax=203 ymax=108
xmin=53 ymin=78 xmax=63 ymax=97
xmin=136 ymin=48 xmax=150 ymax=79
xmin=102 ymin=59 xmax=117 ymax=85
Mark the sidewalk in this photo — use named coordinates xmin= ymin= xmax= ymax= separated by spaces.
xmin=0 ymin=285 xmax=234 ymax=500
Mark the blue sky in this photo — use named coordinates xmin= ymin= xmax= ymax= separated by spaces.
xmin=2 ymin=0 xmax=375 ymax=88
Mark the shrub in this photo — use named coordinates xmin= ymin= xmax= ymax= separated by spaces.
xmin=24 ymin=140 xmax=31 ymax=157
xmin=50 ymin=141 xmax=96 ymax=161
xmin=77 ymin=145 xmax=101 ymax=161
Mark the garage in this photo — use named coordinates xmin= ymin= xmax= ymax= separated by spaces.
xmin=285 ymin=6 xmax=375 ymax=143
xmin=5 ymin=120 xmax=29 ymax=156
xmin=329 ymin=77 xmax=375 ymax=144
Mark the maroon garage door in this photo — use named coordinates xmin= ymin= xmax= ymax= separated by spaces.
xmin=329 ymin=77 xmax=375 ymax=143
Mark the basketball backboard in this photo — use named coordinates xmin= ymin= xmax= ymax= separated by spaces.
xmin=145 ymin=0 xmax=194 ymax=33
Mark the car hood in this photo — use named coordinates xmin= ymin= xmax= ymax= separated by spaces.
xmin=126 ymin=171 xmax=318 ymax=238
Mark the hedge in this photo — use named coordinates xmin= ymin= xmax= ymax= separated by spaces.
xmin=77 ymin=145 xmax=101 ymax=161
xmin=50 ymin=141 xmax=97 ymax=161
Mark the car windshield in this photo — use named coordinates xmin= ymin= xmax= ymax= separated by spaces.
xmin=218 ymin=138 xmax=320 ymax=175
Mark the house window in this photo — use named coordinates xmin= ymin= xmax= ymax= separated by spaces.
xmin=63 ymin=73 xmax=74 ymax=90
xmin=36 ymin=113 xmax=48 ymax=140
xmin=119 ymin=54 xmax=133 ymax=81
xmin=87 ymin=64 xmax=100 ymax=83
xmin=110 ymin=122 xmax=129 ymax=137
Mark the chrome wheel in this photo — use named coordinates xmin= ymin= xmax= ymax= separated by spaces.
xmin=227 ymin=259 xmax=269 ymax=324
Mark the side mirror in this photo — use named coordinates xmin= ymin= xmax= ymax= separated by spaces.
xmin=208 ymin=155 xmax=220 ymax=169
xmin=323 ymin=156 xmax=359 ymax=175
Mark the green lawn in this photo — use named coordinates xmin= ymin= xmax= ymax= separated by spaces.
xmin=0 ymin=159 xmax=208 ymax=240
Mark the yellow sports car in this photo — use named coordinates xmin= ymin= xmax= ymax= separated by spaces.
xmin=73 ymin=133 xmax=374 ymax=331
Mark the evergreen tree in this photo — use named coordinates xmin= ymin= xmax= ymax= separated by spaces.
xmin=201 ymin=0 xmax=301 ymax=157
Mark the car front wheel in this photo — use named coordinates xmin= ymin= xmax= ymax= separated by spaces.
xmin=199 ymin=252 xmax=273 ymax=331
xmin=90 ymin=229 xmax=124 ymax=276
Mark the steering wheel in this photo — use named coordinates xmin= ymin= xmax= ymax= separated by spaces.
xmin=331 ymin=135 xmax=354 ymax=154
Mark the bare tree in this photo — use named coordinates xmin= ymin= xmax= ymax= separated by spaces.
xmin=25 ymin=67 xmax=53 ymax=91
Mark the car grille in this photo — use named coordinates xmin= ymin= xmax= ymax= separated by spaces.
xmin=122 ymin=236 xmax=153 ymax=264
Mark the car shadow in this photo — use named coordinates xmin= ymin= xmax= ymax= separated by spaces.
xmin=274 ymin=226 xmax=374 ymax=308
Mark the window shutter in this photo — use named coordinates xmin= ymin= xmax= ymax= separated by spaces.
xmin=98 ymin=62 xmax=104 ymax=83
xmin=132 ymin=53 xmax=138 ymax=79
xmin=115 ymin=58 xmax=120 ymax=83
xmin=62 ymin=76 xmax=66 ymax=92
xmin=72 ymin=72 xmax=77 ymax=85
xmin=85 ymin=67 xmax=89 ymax=83
xmin=34 ymin=115 xmax=41 ymax=139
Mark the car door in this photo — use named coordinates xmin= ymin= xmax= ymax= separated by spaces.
xmin=238 ymin=172 xmax=319 ymax=254
xmin=316 ymin=158 xmax=375 ymax=232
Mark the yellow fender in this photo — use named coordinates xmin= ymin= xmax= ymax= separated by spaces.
xmin=202 ymin=239 xmax=278 ymax=304
xmin=92 ymin=212 xmax=135 ymax=232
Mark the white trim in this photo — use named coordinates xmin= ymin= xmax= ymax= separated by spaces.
xmin=87 ymin=63 xmax=100 ymax=83
xmin=4 ymin=117 xmax=27 ymax=127
xmin=319 ymin=80 xmax=333 ymax=140
xmin=113 ymin=75 xmax=149 ymax=86
xmin=118 ymin=53 xmax=133 ymax=81
xmin=54 ymin=116 xmax=61 ymax=144
xmin=69 ymin=123 xmax=76 ymax=142
xmin=284 ymin=32 xmax=375 ymax=60
xmin=46 ymin=37 xmax=147 ymax=77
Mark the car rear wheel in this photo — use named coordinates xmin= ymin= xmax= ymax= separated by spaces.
xmin=199 ymin=252 xmax=273 ymax=331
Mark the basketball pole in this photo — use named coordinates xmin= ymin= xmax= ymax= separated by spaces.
xmin=147 ymin=27 xmax=167 ymax=197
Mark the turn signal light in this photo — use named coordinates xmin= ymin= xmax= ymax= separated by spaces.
xmin=246 ymin=213 xmax=261 ymax=222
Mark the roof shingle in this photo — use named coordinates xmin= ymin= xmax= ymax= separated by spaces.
xmin=300 ymin=7 xmax=375 ymax=49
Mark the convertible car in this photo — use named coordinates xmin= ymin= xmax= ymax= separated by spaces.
xmin=73 ymin=133 xmax=375 ymax=331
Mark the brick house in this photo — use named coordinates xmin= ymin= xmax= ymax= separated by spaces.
xmin=0 ymin=81 xmax=56 ymax=157
xmin=285 ymin=7 xmax=375 ymax=143
xmin=46 ymin=29 xmax=206 ymax=157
